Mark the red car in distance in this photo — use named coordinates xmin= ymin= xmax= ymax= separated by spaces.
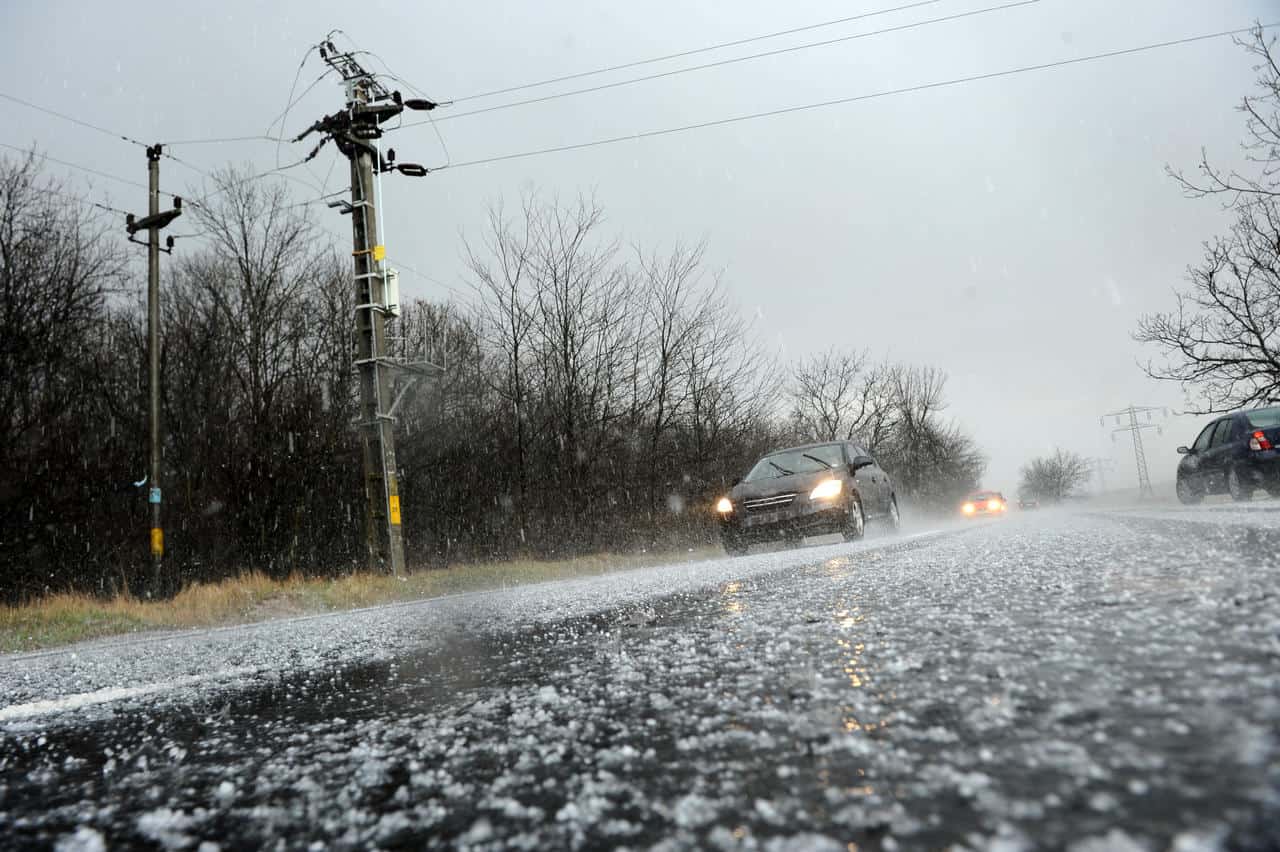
xmin=961 ymin=491 xmax=1007 ymax=517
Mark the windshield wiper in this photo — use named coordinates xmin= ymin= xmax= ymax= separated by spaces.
xmin=768 ymin=460 xmax=794 ymax=477
xmin=801 ymin=453 xmax=832 ymax=469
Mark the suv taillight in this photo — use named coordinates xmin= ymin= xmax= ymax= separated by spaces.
xmin=1249 ymin=430 xmax=1273 ymax=451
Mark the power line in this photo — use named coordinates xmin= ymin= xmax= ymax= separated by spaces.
xmin=358 ymin=62 xmax=453 ymax=165
xmin=154 ymin=57 xmax=328 ymax=150
xmin=273 ymin=69 xmax=331 ymax=167
xmin=0 ymin=90 xmax=149 ymax=147
xmin=155 ymin=133 xmax=288 ymax=146
xmin=415 ymin=0 xmax=1039 ymax=128
xmin=182 ymin=153 xmax=338 ymax=210
xmin=1 ymin=90 xmax=218 ymax=180
xmin=41 ymin=183 xmax=131 ymax=216
xmin=284 ymin=188 xmax=351 ymax=210
xmin=385 ymin=256 xmax=476 ymax=302
xmin=0 ymin=140 xmax=168 ymax=197
xmin=158 ymin=149 xmax=213 ymax=179
xmin=443 ymin=23 xmax=1276 ymax=170
xmin=0 ymin=140 xmax=313 ymax=214
xmin=454 ymin=0 xmax=952 ymax=103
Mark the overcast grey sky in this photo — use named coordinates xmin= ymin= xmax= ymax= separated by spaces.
xmin=2 ymin=0 xmax=1273 ymax=492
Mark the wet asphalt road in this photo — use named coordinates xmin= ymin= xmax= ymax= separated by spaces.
xmin=2 ymin=508 xmax=1280 ymax=851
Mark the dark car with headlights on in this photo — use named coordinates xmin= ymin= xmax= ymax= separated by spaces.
xmin=715 ymin=441 xmax=899 ymax=555
xmin=1175 ymin=406 xmax=1280 ymax=504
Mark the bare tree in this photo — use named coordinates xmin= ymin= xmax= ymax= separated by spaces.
xmin=467 ymin=196 xmax=537 ymax=538
xmin=1019 ymin=448 xmax=1090 ymax=502
xmin=168 ymin=166 xmax=339 ymax=571
xmin=635 ymin=240 xmax=730 ymax=514
xmin=0 ymin=150 xmax=126 ymax=471
xmin=1139 ymin=27 xmax=1280 ymax=412
xmin=1167 ymin=26 xmax=1279 ymax=206
xmin=0 ymin=150 xmax=128 ymax=600
xmin=524 ymin=193 xmax=637 ymax=547
xmin=874 ymin=364 xmax=985 ymax=507
xmin=789 ymin=349 xmax=892 ymax=445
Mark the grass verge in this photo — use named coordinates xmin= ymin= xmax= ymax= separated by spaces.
xmin=0 ymin=545 xmax=721 ymax=654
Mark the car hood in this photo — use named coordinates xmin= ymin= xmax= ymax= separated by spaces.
xmin=732 ymin=469 xmax=841 ymax=500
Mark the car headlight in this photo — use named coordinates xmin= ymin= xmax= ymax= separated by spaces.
xmin=987 ymin=499 xmax=1002 ymax=511
xmin=715 ymin=497 xmax=733 ymax=514
xmin=809 ymin=479 xmax=843 ymax=500
xmin=962 ymin=502 xmax=976 ymax=514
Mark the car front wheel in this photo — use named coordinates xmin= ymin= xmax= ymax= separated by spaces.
xmin=1227 ymin=465 xmax=1254 ymax=502
xmin=842 ymin=495 xmax=865 ymax=542
xmin=1176 ymin=474 xmax=1203 ymax=505
xmin=885 ymin=496 xmax=901 ymax=533
xmin=722 ymin=535 xmax=749 ymax=556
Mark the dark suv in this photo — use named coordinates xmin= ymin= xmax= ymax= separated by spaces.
xmin=1176 ymin=406 xmax=1280 ymax=504
xmin=715 ymin=441 xmax=899 ymax=555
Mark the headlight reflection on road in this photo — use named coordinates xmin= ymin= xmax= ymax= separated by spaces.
xmin=833 ymin=606 xmax=890 ymax=736
xmin=837 ymin=638 xmax=869 ymax=689
xmin=835 ymin=607 xmax=863 ymax=631
xmin=721 ymin=580 xmax=746 ymax=615
xmin=822 ymin=556 xmax=852 ymax=579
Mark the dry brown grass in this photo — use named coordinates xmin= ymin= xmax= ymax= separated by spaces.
xmin=0 ymin=545 xmax=720 ymax=653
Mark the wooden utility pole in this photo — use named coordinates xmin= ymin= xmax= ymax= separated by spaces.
xmin=125 ymin=146 xmax=181 ymax=595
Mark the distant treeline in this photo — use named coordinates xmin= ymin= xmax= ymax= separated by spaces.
xmin=0 ymin=153 xmax=984 ymax=603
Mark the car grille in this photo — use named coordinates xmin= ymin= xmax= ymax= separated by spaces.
xmin=742 ymin=493 xmax=797 ymax=512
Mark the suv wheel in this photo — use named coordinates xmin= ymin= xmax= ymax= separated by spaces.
xmin=842 ymin=495 xmax=865 ymax=542
xmin=722 ymin=536 xmax=749 ymax=556
xmin=1176 ymin=474 xmax=1203 ymax=505
xmin=1228 ymin=466 xmax=1254 ymax=502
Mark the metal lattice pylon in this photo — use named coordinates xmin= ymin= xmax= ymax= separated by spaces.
xmin=1101 ymin=405 xmax=1168 ymax=499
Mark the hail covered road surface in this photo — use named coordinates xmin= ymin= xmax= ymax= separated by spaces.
xmin=2 ymin=509 xmax=1279 ymax=850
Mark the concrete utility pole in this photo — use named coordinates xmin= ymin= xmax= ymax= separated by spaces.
xmin=1100 ymin=405 xmax=1168 ymax=499
xmin=296 ymin=38 xmax=437 ymax=575
xmin=125 ymin=145 xmax=181 ymax=594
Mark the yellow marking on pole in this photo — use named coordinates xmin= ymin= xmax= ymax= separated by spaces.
xmin=372 ymin=245 xmax=386 ymax=262
xmin=150 ymin=528 xmax=164 ymax=556
xmin=389 ymin=495 xmax=401 ymax=525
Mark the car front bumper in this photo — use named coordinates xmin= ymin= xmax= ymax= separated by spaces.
xmin=719 ymin=501 xmax=850 ymax=544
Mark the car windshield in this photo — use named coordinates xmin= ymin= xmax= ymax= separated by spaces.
xmin=1245 ymin=407 xmax=1280 ymax=428
xmin=744 ymin=445 xmax=845 ymax=482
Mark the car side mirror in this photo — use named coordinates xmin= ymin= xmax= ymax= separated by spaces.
xmin=850 ymin=456 xmax=875 ymax=472
xmin=731 ymin=477 xmax=741 ymax=486
xmin=1176 ymin=446 xmax=1191 ymax=455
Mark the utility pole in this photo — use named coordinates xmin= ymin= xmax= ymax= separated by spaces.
xmin=125 ymin=145 xmax=181 ymax=595
xmin=296 ymin=37 xmax=437 ymax=575
xmin=1100 ymin=405 xmax=1169 ymax=499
